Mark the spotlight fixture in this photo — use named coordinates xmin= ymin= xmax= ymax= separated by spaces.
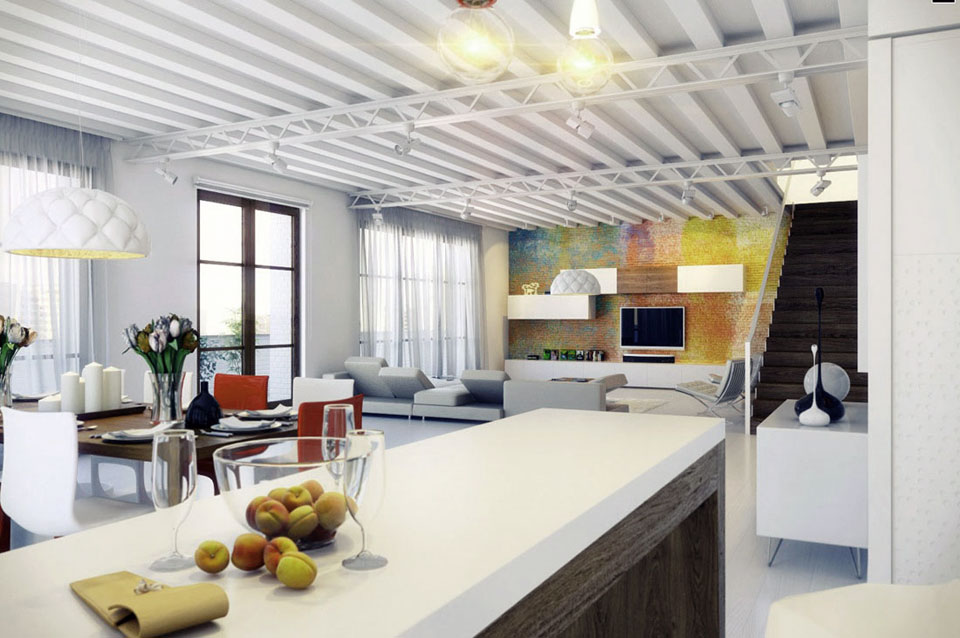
xmin=558 ymin=0 xmax=613 ymax=96
xmin=760 ymin=205 xmax=770 ymax=217
xmin=460 ymin=199 xmax=473 ymax=220
xmin=658 ymin=212 xmax=665 ymax=222
xmin=394 ymin=122 xmax=422 ymax=157
xmin=437 ymin=0 xmax=514 ymax=85
xmin=705 ymin=212 xmax=716 ymax=220
xmin=565 ymin=101 xmax=596 ymax=139
xmin=372 ymin=210 xmax=385 ymax=227
xmin=680 ymin=181 xmax=696 ymax=207
xmin=810 ymin=169 xmax=832 ymax=197
xmin=154 ymin=159 xmax=178 ymax=186
xmin=770 ymin=71 xmax=801 ymax=117
xmin=566 ymin=192 xmax=579 ymax=213
xmin=268 ymin=141 xmax=287 ymax=173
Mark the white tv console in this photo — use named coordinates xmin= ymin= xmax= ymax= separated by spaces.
xmin=504 ymin=359 xmax=727 ymax=389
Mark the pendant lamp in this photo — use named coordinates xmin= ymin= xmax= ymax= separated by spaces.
xmin=558 ymin=0 xmax=614 ymax=96
xmin=437 ymin=0 xmax=515 ymax=85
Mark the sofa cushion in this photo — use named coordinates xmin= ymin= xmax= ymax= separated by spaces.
xmin=414 ymin=385 xmax=475 ymax=407
xmin=460 ymin=370 xmax=510 ymax=404
xmin=380 ymin=367 xmax=435 ymax=399
xmin=412 ymin=403 xmax=504 ymax=422
xmin=344 ymin=357 xmax=393 ymax=398
xmin=592 ymin=374 xmax=628 ymax=392
xmin=503 ymin=380 xmax=606 ymax=417
xmin=362 ymin=396 xmax=413 ymax=416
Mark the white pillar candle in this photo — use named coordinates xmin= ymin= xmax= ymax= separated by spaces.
xmin=82 ymin=362 xmax=104 ymax=413
xmin=102 ymin=366 xmax=122 ymax=410
xmin=60 ymin=372 xmax=84 ymax=414
xmin=38 ymin=394 xmax=61 ymax=412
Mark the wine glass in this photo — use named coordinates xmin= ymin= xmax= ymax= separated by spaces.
xmin=342 ymin=429 xmax=387 ymax=571
xmin=150 ymin=429 xmax=197 ymax=571
xmin=322 ymin=404 xmax=354 ymax=479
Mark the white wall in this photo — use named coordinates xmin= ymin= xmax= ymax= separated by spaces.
xmin=870 ymin=0 xmax=960 ymax=37
xmin=482 ymin=226 xmax=509 ymax=371
xmin=868 ymin=9 xmax=960 ymax=584
xmin=106 ymin=150 xmax=359 ymax=399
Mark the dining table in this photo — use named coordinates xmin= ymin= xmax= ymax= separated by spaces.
xmin=0 ymin=402 xmax=298 ymax=552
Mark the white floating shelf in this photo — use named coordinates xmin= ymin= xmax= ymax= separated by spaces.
xmin=677 ymin=264 xmax=744 ymax=293
xmin=507 ymin=294 xmax=596 ymax=320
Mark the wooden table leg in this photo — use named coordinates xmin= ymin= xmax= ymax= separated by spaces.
xmin=0 ymin=487 xmax=10 ymax=553
xmin=198 ymin=459 xmax=219 ymax=495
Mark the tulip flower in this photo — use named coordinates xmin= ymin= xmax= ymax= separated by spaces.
xmin=136 ymin=331 xmax=151 ymax=354
xmin=169 ymin=318 xmax=181 ymax=339
xmin=181 ymin=329 xmax=199 ymax=353
xmin=6 ymin=321 xmax=25 ymax=346
xmin=22 ymin=329 xmax=37 ymax=347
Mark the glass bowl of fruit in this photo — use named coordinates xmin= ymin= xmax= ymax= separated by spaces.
xmin=213 ymin=436 xmax=350 ymax=550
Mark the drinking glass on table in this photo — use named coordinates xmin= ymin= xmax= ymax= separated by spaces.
xmin=322 ymin=404 xmax=354 ymax=478
xmin=150 ymin=429 xmax=197 ymax=571
xmin=342 ymin=429 xmax=388 ymax=571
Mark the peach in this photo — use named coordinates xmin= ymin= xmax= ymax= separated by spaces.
xmin=287 ymin=505 xmax=319 ymax=540
xmin=314 ymin=491 xmax=348 ymax=530
xmin=245 ymin=496 xmax=269 ymax=529
xmin=281 ymin=485 xmax=313 ymax=512
xmin=267 ymin=487 xmax=289 ymax=503
xmin=300 ymin=479 xmax=325 ymax=502
xmin=194 ymin=540 xmax=229 ymax=574
xmin=254 ymin=499 xmax=289 ymax=536
xmin=276 ymin=551 xmax=317 ymax=589
xmin=263 ymin=536 xmax=298 ymax=575
xmin=231 ymin=533 xmax=268 ymax=571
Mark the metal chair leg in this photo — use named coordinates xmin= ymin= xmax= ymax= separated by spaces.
xmin=768 ymin=538 xmax=784 ymax=567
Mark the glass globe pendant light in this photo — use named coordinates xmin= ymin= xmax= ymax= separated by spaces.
xmin=437 ymin=0 xmax=515 ymax=85
xmin=558 ymin=0 xmax=614 ymax=96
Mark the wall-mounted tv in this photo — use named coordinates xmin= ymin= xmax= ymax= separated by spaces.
xmin=620 ymin=306 xmax=685 ymax=351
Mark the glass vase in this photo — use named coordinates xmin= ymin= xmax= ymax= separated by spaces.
xmin=150 ymin=372 xmax=185 ymax=423
xmin=0 ymin=368 xmax=11 ymax=408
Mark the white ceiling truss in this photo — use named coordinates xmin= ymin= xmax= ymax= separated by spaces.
xmin=0 ymin=0 xmax=869 ymax=230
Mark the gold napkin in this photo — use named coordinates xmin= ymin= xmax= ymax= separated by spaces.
xmin=70 ymin=571 xmax=229 ymax=638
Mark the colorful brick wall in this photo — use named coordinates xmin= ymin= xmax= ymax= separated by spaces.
xmin=508 ymin=215 xmax=790 ymax=364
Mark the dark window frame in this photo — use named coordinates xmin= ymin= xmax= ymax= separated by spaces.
xmin=196 ymin=189 xmax=301 ymax=404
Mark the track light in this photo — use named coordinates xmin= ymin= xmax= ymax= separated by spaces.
xmin=565 ymin=101 xmax=596 ymax=139
xmin=771 ymin=71 xmax=801 ymax=117
xmin=394 ymin=122 xmax=422 ymax=157
xmin=705 ymin=212 xmax=715 ymax=220
xmin=460 ymin=199 xmax=473 ymax=220
xmin=680 ymin=181 xmax=696 ymax=206
xmin=154 ymin=159 xmax=178 ymax=186
xmin=810 ymin=169 xmax=832 ymax=197
xmin=267 ymin=141 xmax=287 ymax=173
xmin=760 ymin=205 xmax=770 ymax=217
xmin=566 ymin=192 xmax=578 ymax=213
xmin=658 ymin=212 xmax=665 ymax=222
xmin=372 ymin=210 xmax=384 ymax=227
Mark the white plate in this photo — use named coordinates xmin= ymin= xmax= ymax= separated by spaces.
xmin=102 ymin=422 xmax=177 ymax=442
xmin=211 ymin=421 xmax=288 ymax=434
xmin=236 ymin=404 xmax=292 ymax=418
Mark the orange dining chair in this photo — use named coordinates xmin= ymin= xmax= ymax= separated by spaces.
xmin=213 ymin=374 xmax=269 ymax=411
xmin=298 ymin=395 xmax=364 ymax=438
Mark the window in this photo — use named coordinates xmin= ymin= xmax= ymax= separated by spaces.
xmin=358 ymin=208 xmax=484 ymax=377
xmin=197 ymin=190 xmax=300 ymax=403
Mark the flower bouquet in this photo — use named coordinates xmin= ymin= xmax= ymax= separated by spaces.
xmin=0 ymin=316 xmax=37 ymax=407
xmin=124 ymin=315 xmax=199 ymax=422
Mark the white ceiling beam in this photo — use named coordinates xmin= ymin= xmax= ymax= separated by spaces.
xmin=750 ymin=0 xmax=828 ymax=150
xmin=0 ymin=97 xmax=131 ymax=138
xmin=838 ymin=0 xmax=868 ymax=146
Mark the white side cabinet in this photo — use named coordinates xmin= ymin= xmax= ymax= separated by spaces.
xmin=757 ymin=401 xmax=868 ymax=559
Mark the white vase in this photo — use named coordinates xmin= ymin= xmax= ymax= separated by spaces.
xmin=799 ymin=402 xmax=831 ymax=427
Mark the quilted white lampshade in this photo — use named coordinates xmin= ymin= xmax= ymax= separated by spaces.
xmin=551 ymin=269 xmax=601 ymax=295
xmin=3 ymin=187 xmax=150 ymax=259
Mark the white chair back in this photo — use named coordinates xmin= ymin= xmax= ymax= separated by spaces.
xmin=0 ymin=408 xmax=80 ymax=536
xmin=292 ymin=377 xmax=356 ymax=408
xmin=143 ymin=371 xmax=195 ymax=409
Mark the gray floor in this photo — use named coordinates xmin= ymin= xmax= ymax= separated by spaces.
xmin=11 ymin=390 xmax=859 ymax=636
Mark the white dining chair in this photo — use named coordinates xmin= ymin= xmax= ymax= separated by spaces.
xmin=292 ymin=377 xmax=356 ymax=409
xmin=0 ymin=408 xmax=152 ymax=538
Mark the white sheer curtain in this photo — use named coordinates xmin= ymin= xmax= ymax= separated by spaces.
xmin=0 ymin=114 xmax=112 ymax=395
xmin=358 ymin=208 xmax=485 ymax=377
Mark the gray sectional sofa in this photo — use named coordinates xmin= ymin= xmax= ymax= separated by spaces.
xmin=324 ymin=357 xmax=628 ymax=422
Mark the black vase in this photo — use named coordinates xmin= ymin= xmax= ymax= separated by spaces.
xmin=795 ymin=287 xmax=845 ymax=421
xmin=184 ymin=381 xmax=222 ymax=430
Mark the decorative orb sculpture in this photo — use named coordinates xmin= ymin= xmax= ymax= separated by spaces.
xmin=803 ymin=363 xmax=851 ymax=402
xmin=558 ymin=36 xmax=614 ymax=96
xmin=437 ymin=1 xmax=515 ymax=85
xmin=551 ymin=269 xmax=601 ymax=295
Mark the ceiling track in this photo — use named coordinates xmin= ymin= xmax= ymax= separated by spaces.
xmin=125 ymin=27 xmax=867 ymax=164
xmin=348 ymin=146 xmax=865 ymax=210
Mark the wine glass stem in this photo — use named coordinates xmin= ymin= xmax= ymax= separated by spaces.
xmin=171 ymin=518 xmax=183 ymax=555
xmin=357 ymin=518 xmax=367 ymax=555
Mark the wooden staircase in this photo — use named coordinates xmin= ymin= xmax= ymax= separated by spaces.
xmin=752 ymin=202 xmax=867 ymax=432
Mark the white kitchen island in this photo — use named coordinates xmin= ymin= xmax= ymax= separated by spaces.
xmin=0 ymin=409 xmax=725 ymax=637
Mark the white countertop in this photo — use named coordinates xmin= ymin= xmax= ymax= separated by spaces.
xmin=0 ymin=409 xmax=724 ymax=637
xmin=758 ymin=400 xmax=868 ymax=435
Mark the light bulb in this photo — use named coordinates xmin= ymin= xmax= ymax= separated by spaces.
xmin=438 ymin=4 xmax=514 ymax=85
xmin=558 ymin=36 xmax=613 ymax=96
